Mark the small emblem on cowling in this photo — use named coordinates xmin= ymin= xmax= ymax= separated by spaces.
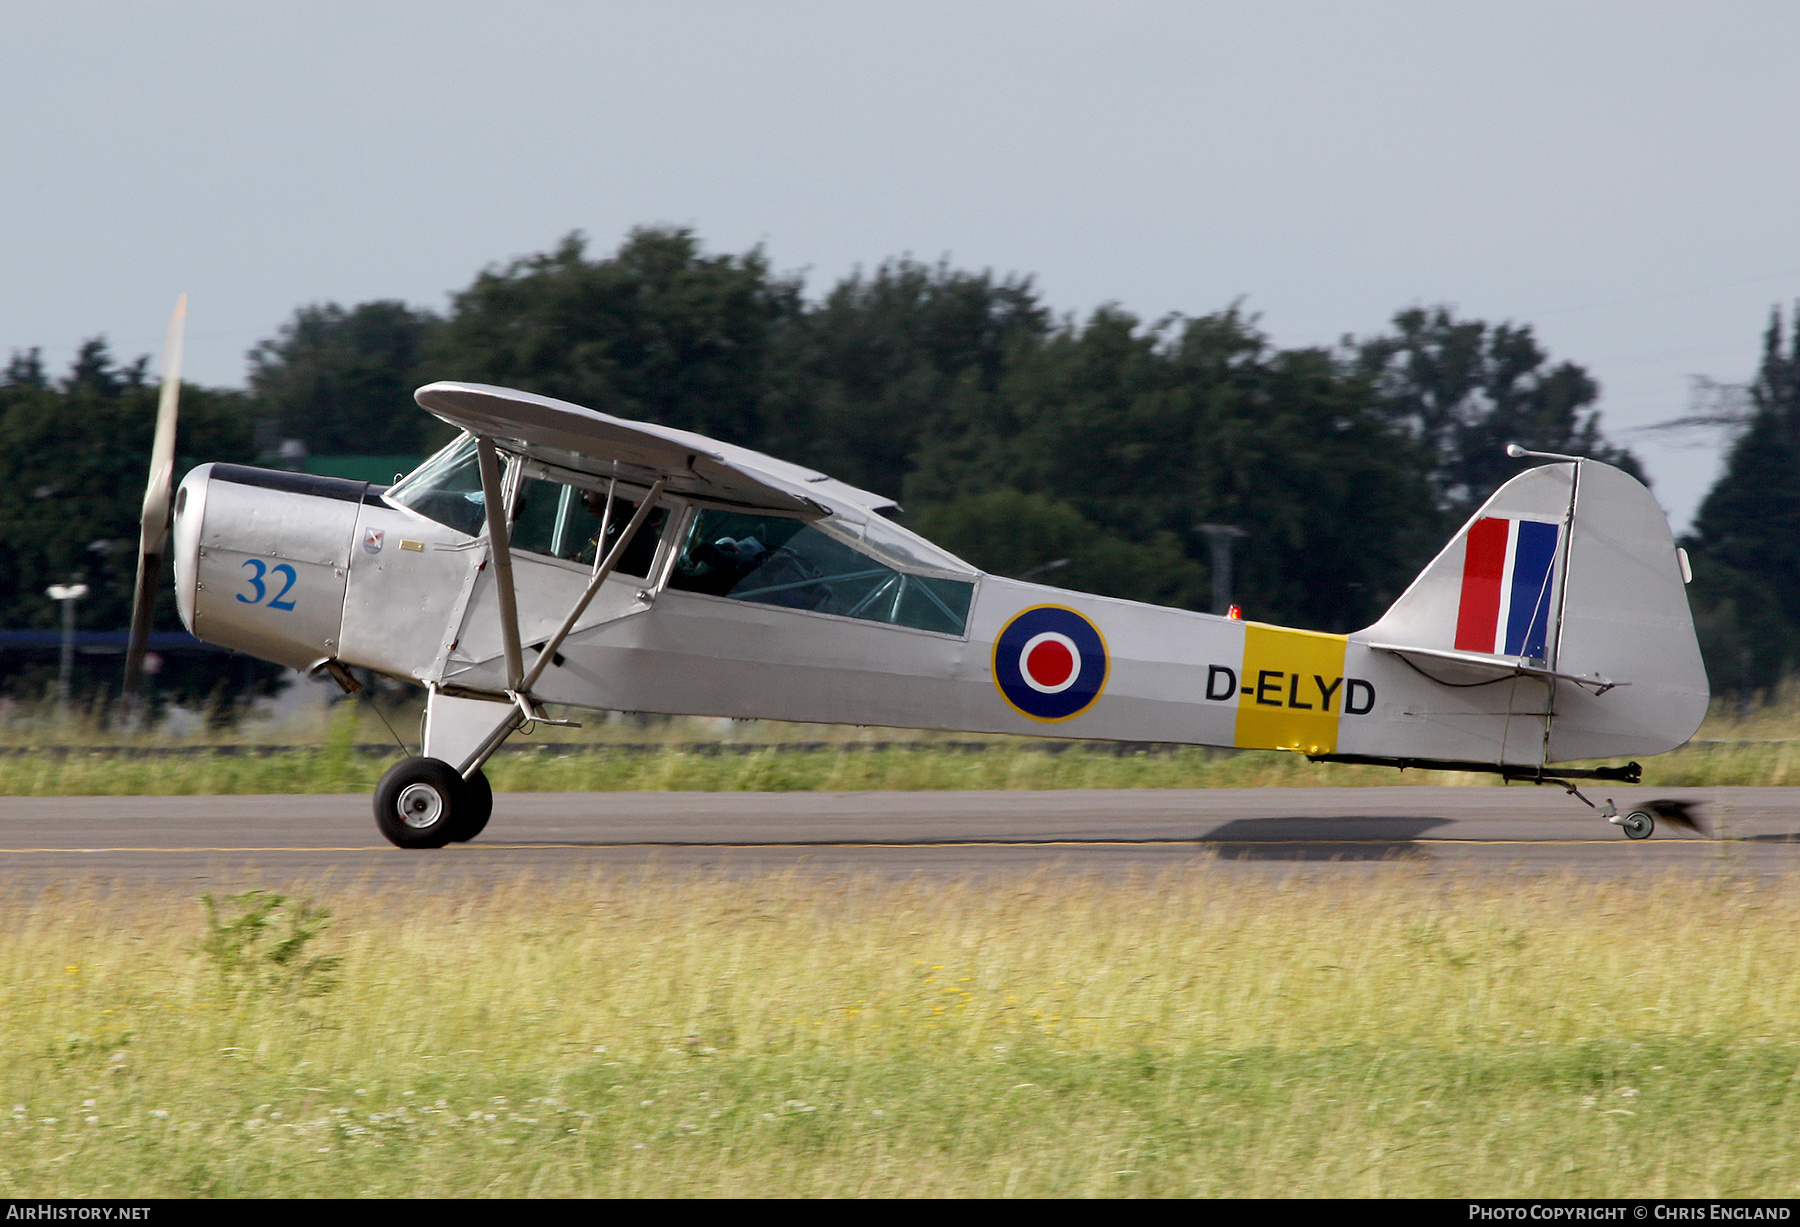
xmin=363 ymin=528 xmax=385 ymax=554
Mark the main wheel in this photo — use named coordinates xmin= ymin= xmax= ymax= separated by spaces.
xmin=1620 ymin=810 xmax=1655 ymax=840
xmin=374 ymin=757 xmax=470 ymax=849
xmin=450 ymin=767 xmax=493 ymax=843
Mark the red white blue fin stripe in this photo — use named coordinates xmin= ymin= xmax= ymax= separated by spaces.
xmin=1453 ymin=516 xmax=1560 ymax=660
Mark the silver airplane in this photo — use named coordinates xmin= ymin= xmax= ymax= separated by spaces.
xmin=121 ymin=309 xmax=1709 ymax=848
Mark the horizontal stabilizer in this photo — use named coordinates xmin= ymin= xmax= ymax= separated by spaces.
xmin=1363 ymin=640 xmax=1625 ymax=694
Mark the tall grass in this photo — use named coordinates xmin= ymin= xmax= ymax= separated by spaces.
xmin=3 ymin=870 xmax=1798 ymax=1197
xmin=4 ymin=686 xmax=1800 ymax=795
xmin=0 ymin=744 xmax=1520 ymax=796
xmin=0 ymin=737 xmax=1794 ymax=796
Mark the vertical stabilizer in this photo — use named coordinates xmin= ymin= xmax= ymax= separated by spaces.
xmin=1357 ymin=460 xmax=1707 ymax=763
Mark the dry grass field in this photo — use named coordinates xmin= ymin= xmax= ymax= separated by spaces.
xmin=3 ymin=694 xmax=1797 ymax=1196
xmin=3 ymin=687 xmax=1800 ymax=796
xmin=0 ymin=729 xmax=1792 ymax=797
xmin=2 ymin=869 xmax=1798 ymax=1197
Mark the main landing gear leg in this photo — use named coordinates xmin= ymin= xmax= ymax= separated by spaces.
xmin=378 ymin=464 xmax=658 ymax=850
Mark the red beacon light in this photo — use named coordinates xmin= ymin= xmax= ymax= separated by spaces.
xmin=1226 ymin=604 xmax=1243 ymax=620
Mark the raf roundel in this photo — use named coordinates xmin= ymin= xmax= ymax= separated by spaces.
xmin=993 ymin=606 xmax=1109 ymax=721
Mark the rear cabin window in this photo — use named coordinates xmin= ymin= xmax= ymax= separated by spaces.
xmin=669 ymin=509 xmax=973 ymax=635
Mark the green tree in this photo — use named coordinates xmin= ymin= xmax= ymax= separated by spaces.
xmin=429 ymin=228 xmax=800 ymax=447
xmin=763 ymin=258 xmax=1049 ymax=500
xmin=1685 ymin=306 xmax=1800 ymax=692
xmin=247 ymin=300 xmax=447 ymax=455
xmin=907 ymin=307 xmax=1439 ymax=630
xmin=3 ymin=347 xmax=47 ymax=388
xmin=910 ymin=489 xmax=1207 ymax=608
xmin=0 ymin=340 xmax=275 ymax=710
xmin=1353 ymin=306 xmax=1641 ymax=515
xmin=1683 ymin=554 xmax=1788 ymax=702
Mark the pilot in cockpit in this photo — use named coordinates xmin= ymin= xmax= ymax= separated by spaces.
xmin=675 ymin=526 xmax=831 ymax=610
xmin=674 ymin=531 xmax=770 ymax=593
xmin=575 ymin=487 xmax=667 ymax=577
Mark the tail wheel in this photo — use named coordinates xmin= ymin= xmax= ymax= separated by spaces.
xmin=375 ymin=757 xmax=469 ymax=849
xmin=1620 ymin=810 xmax=1655 ymax=840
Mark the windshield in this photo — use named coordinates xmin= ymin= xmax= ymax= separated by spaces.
xmin=386 ymin=435 xmax=487 ymax=536
xmin=389 ymin=438 xmax=670 ymax=574
xmin=824 ymin=510 xmax=974 ymax=577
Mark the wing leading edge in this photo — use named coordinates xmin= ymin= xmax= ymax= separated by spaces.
xmin=414 ymin=381 xmax=900 ymax=518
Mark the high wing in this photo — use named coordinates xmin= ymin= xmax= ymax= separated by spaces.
xmin=414 ymin=381 xmax=900 ymax=518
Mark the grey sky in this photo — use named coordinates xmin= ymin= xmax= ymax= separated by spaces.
xmin=5 ymin=1 xmax=1798 ymax=530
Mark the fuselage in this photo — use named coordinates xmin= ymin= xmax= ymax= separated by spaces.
xmin=169 ymin=441 xmax=1706 ymax=768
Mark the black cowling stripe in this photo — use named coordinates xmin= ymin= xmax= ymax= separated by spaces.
xmin=210 ymin=464 xmax=389 ymax=507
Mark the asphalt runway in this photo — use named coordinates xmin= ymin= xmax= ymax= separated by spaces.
xmin=2 ymin=785 xmax=1799 ymax=888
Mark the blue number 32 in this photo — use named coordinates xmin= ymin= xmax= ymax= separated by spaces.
xmin=237 ymin=559 xmax=298 ymax=610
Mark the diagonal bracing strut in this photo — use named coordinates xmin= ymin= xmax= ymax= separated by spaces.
xmin=518 ymin=477 xmax=666 ymax=697
xmin=458 ymin=446 xmax=667 ymax=775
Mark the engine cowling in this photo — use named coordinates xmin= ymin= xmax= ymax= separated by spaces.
xmin=171 ymin=464 xmax=373 ymax=673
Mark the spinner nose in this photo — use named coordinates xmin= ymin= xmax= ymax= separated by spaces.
xmin=170 ymin=464 xmax=210 ymax=634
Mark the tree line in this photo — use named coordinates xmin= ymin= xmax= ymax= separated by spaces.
xmin=1681 ymin=309 xmax=1800 ymax=700
xmin=0 ymin=343 xmax=265 ymax=709
xmin=242 ymin=228 xmax=1636 ymax=633
xmin=17 ymin=225 xmax=1765 ymax=711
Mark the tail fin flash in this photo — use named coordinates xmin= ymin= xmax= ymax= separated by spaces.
xmin=1358 ymin=459 xmax=1707 ymax=762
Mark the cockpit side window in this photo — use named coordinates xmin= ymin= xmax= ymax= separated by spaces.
xmin=669 ymin=509 xmax=973 ymax=635
xmin=510 ymin=475 xmax=666 ymax=578
xmin=387 ymin=438 xmax=667 ymax=577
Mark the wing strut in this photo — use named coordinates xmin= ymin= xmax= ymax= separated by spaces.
xmin=516 ymin=478 xmax=666 ymax=699
xmin=474 ymin=436 xmax=525 ymax=691
xmin=442 ymin=463 xmax=669 ymax=778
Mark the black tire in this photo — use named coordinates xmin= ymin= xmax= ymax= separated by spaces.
xmin=450 ymin=767 xmax=493 ymax=843
xmin=374 ymin=757 xmax=469 ymax=849
xmin=1621 ymin=810 xmax=1655 ymax=840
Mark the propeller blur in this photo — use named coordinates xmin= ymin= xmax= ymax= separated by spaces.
xmin=122 ymin=294 xmax=187 ymax=701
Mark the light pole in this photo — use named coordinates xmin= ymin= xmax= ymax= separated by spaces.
xmin=1196 ymin=524 xmax=1246 ymax=616
xmin=46 ymin=583 xmax=89 ymax=716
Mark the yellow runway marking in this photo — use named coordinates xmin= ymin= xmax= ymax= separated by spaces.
xmin=4 ymin=846 xmax=397 ymax=853
xmin=0 ymin=838 xmax=1742 ymax=853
